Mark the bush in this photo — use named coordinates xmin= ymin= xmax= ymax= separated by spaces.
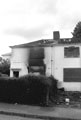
xmin=48 ymin=76 xmax=58 ymax=102
xmin=0 ymin=58 xmax=10 ymax=76
xmin=18 ymin=75 xmax=51 ymax=105
xmin=0 ymin=75 xmax=58 ymax=106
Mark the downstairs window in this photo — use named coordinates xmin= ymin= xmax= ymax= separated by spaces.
xmin=64 ymin=68 xmax=81 ymax=82
xmin=13 ymin=71 xmax=19 ymax=78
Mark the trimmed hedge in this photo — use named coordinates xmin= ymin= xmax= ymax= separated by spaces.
xmin=0 ymin=75 xmax=58 ymax=106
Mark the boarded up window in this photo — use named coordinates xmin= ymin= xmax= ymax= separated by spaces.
xmin=28 ymin=47 xmax=45 ymax=75
xmin=29 ymin=47 xmax=44 ymax=59
xmin=29 ymin=59 xmax=44 ymax=66
xmin=64 ymin=68 xmax=81 ymax=82
xmin=28 ymin=66 xmax=45 ymax=75
xmin=64 ymin=47 xmax=80 ymax=58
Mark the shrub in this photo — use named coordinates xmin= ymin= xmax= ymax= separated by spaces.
xmin=0 ymin=75 xmax=58 ymax=106
xmin=0 ymin=58 xmax=10 ymax=76
xmin=18 ymin=75 xmax=52 ymax=105
xmin=48 ymin=75 xmax=58 ymax=102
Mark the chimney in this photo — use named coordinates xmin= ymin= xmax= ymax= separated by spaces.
xmin=53 ymin=31 xmax=60 ymax=40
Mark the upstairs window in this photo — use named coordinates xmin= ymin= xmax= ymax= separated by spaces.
xmin=64 ymin=46 xmax=80 ymax=58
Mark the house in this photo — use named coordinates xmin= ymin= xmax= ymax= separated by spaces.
xmin=2 ymin=53 xmax=11 ymax=61
xmin=10 ymin=31 xmax=81 ymax=91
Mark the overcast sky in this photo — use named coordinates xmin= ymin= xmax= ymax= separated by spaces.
xmin=0 ymin=0 xmax=81 ymax=55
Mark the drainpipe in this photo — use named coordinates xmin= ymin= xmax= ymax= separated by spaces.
xmin=51 ymin=46 xmax=52 ymax=76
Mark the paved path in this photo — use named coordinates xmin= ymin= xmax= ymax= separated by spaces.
xmin=0 ymin=115 xmax=42 ymax=120
xmin=0 ymin=103 xmax=81 ymax=119
xmin=0 ymin=114 xmax=42 ymax=120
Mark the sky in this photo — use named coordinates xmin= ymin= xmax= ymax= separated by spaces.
xmin=0 ymin=0 xmax=81 ymax=56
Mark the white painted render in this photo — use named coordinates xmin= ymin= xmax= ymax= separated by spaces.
xmin=44 ymin=47 xmax=52 ymax=76
xmin=10 ymin=47 xmax=30 ymax=77
xmin=52 ymin=45 xmax=81 ymax=91
xmin=10 ymin=44 xmax=81 ymax=91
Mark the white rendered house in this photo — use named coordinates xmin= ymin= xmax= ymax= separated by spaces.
xmin=10 ymin=31 xmax=81 ymax=91
xmin=2 ymin=53 xmax=11 ymax=60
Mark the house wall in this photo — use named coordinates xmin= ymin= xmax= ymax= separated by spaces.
xmin=10 ymin=44 xmax=81 ymax=91
xmin=44 ymin=47 xmax=51 ymax=76
xmin=10 ymin=46 xmax=52 ymax=77
xmin=10 ymin=47 xmax=29 ymax=77
xmin=52 ymin=45 xmax=81 ymax=91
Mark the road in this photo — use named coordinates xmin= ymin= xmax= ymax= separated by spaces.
xmin=0 ymin=114 xmax=44 ymax=120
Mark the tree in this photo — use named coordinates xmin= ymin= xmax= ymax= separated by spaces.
xmin=72 ymin=21 xmax=81 ymax=39
xmin=0 ymin=57 xmax=10 ymax=76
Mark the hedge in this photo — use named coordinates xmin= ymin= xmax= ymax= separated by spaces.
xmin=0 ymin=75 xmax=58 ymax=106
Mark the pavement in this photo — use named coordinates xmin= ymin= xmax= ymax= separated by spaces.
xmin=0 ymin=103 xmax=81 ymax=120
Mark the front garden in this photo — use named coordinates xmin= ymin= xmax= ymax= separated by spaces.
xmin=56 ymin=90 xmax=81 ymax=108
xmin=0 ymin=74 xmax=81 ymax=108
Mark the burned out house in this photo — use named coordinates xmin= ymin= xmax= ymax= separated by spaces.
xmin=10 ymin=31 xmax=81 ymax=91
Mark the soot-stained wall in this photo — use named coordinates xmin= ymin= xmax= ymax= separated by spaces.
xmin=28 ymin=47 xmax=45 ymax=75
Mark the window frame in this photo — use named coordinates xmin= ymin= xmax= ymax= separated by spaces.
xmin=13 ymin=70 xmax=19 ymax=78
xmin=64 ymin=46 xmax=80 ymax=58
xmin=64 ymin=68 xmax=81 ymax=82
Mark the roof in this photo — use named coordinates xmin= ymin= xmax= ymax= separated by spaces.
xmin=2 ymin=53 xmax=11 ymax=56
xmin=10 ymin=39 xmax=57 ymax=48
xmin=10 ymin=38 xmax=81 ymax=48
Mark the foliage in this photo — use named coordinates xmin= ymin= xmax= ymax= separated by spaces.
xmin=48 ymin=75 xmax=58 ymax=102
xmin=0 ymin=57 xmax=10 ymax=76
xmin=17 ymin=75 xmax=58 ymax=105
xmin=72 ymin=21 xmax=81 ymax=42
xmin=0 ymin=75 xmax=58 ymax=106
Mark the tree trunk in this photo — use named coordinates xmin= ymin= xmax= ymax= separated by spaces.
xmin=46 ymin=87 xmax=49 ymax=106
